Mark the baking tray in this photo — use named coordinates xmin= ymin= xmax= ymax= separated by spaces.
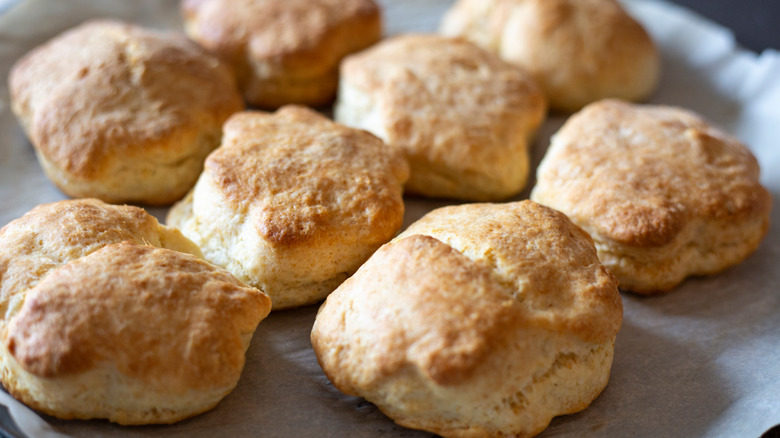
xmin=1 ymin=0 xmax=779 ymax=437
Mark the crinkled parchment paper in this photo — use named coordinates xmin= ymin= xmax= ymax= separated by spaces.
xmin=0 ymin=0 xmax=778 ymax=437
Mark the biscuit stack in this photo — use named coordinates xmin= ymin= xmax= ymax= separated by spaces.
xmin=1 ymin=0 xmax=771 ymax=436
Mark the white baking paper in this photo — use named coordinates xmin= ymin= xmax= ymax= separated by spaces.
xmin=0 ymin=0 xmax=778 ymax=437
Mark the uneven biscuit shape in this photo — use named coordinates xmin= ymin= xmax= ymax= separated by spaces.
xmin=0 ymin=199 xmax=271 ymax=424
xmin=0 ymin=199 xmax=201 ymax=318
xmin=531 ymin=99 xmax=772 ymax=293
xmin=8 ymin=20 xmax=243 ymax=205
xmin=336 ymin=34 xmax=546 ymax=201
xmin=182 ymin=0 xmax=381 ymax=108
xmin=312 ymin=201 xmax=621 ymax=437
xmin=168 ymin=106 xmax=409 ymax=310
xmin=441 ymin=0 xmax=659 ymax=112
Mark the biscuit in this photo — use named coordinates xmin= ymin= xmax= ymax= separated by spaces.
xmin=167 ymin=106 xmax=408 ymax=310
xmin=531 ymin=100 xmax=772 ymax=293
xmin=335 ymin=34 xmax=546 ymax=201
xmin=312 ymin=200 xmax=622 ymax=437
xmin=182 ymin=0 xmax=382 ymax=108
xmin=0 ymin=199 xmax=271 ymax=424
xmin=8 ymin=20 xmax=243 ymax=206
xmin=441 ymin=0 xmax=659 ymax=112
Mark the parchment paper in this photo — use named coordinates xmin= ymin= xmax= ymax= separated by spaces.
xmin=1 ymin=0 xmax=778 ymax=437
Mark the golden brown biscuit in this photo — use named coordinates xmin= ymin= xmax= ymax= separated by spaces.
xmin=168 ymin=106 xmax=408 ymax=310
xmin=531 ymin=100 xmax=772 ymax=293
xmin=0 ymin=199 xmax=271 ymax=424
xmin=8 ymin=20 xmax=243 ymax=205
xmin=312 ymin=201 xmax=622 ymax=437
xmin=181 ymin=0 xmax=382 ymax=108
xmin=440 ymin=0 xmax=659 ymax=112
xmin=335 ymin=34 xmax=546 ymax=201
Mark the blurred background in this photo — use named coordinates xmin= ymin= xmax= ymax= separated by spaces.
xmin=669 ymin=0 xmax=779 ymax=51
xmin=0 ymin=0 xmax=778 ymax=51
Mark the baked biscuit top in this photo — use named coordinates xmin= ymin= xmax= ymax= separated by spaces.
xmin=440 ymin=0 xmax=659 ymax=111
xmin=397 ymin=201 xmax=622 ymax=345
xmin=5 ymin=242 xmax=268 ymax=389
xmin=0 ymin=199 xmax=202 ymax=319
xmin=315 ymin=200 xmax=621 ymax=389
xmin=182 ymin=0 xmax=381 ymax=76
xmin=341 ymin=34 xmax=546 ymax=157
xmin=8 ymin=19 xmax=241 ymax=180
xmin=204 ymin=106 xmax=409 ymax=246
xmin=532 ymin=100 xmax=771 ymax=247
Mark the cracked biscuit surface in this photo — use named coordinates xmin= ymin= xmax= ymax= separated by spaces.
xmin=531 ymin=100 xmax=771 ymax=293
xmin=8 ymin=19 xmax=243 ymax=205
xmin=311 ymin=200 xmax=621 ymax=437
xmin=335 ymin=34 xmax=546 ymax=201
xmin=168 ymin=106 xmax=409 ymax=310
xmin=0 ymin=199 xmax=271 ymax=424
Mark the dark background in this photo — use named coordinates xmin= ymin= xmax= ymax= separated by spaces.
xmin=669 ymin=0 xmax=779 ymax=51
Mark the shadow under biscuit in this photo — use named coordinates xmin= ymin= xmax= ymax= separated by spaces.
xmin=542 ymin=318 xmax=729 ymax=438
xmin=627 ymin=189 xmax=779 ymax=317
xmin=41 ymin=307 xmax=321 ymax=437
xmin=241 ymin=306 xmax=433 ymax=438
xmin=313 ymin=381 xmax=435 ymax=438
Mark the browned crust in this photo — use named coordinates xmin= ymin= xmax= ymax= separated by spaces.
xmin=532 ymin=100 xmax=771 ymax=248
xmin=0 ymin=199 xmax=201 ymax=317
xmin=8 ymin=19 xmax=242 ymax=202
xmin=338 ymin=34 xmax=546 ymax=200
xmin=312 ymin=201 xmax=621 ymax=436
xmin=314 ymin=234 xmax=519 ymax=388
xmin=441 ymin=0 xmax=659 ymax=112
xmin=203 ymin=106 xmax=409 ymax=247
xmin=182 ymin=0 xmax=382 ymax=107
xmin=6 ymin=242 xmax=269 ymax=386
xmin=397 ymin=200 xmax=623 ymax=343
xmin=314 ymin=200 xmax=621 ymax=390
xmin=0 ymin=199 xmax=271 ymax=423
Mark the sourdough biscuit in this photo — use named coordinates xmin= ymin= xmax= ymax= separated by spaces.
xmin=168 ymin=106 xmax=408 ymax=310
xmin=8 ymin=20 xmax=243 ymax=205
xmin=441 ymin=0 xmax=659 ymax=112
xmin=531 ymin=100 xmax=771 ymax=293
xmin=182 ymin=0 xmax=382 ymax=108
xmin=0 ymin=199 xmax=271 ymax=424
xmin=335 ymin=34 xmax=546 ymax=201
xmin=312 ymin=201 xmax=622 ymax=437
